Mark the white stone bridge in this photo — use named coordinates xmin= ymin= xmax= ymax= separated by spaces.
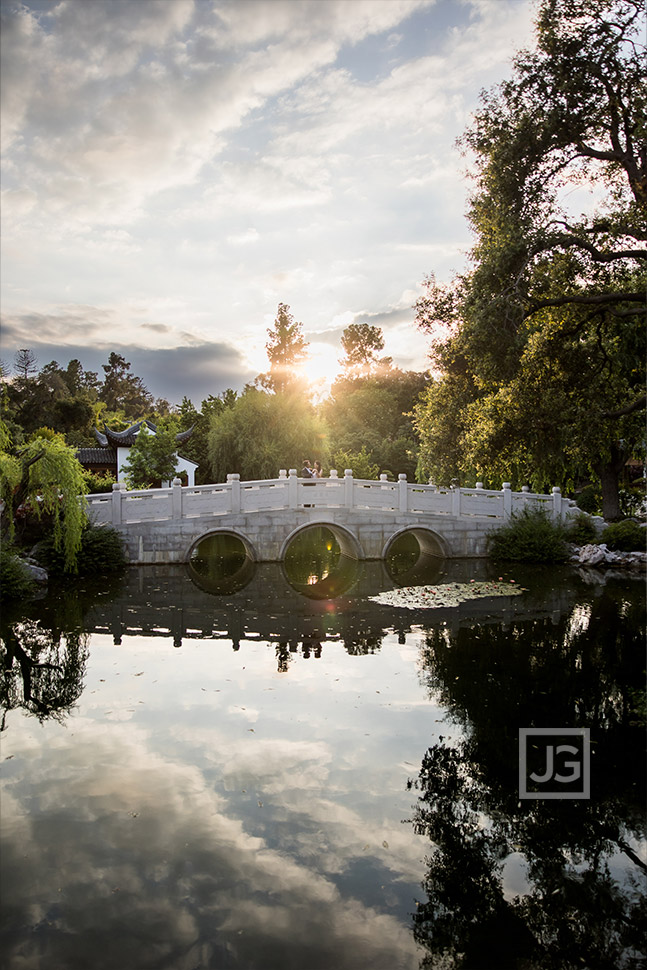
xmin=82 ymin=468 xmax=576 ymax=563
xmin=86 ymin=468 xmax=580 ymax=565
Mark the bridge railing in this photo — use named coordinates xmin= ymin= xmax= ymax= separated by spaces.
xmin=86 ymin=469 xmax=579 ymax=528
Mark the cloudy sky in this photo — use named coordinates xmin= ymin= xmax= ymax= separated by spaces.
xmin=1 ymin=0 xmax=536 ymax=405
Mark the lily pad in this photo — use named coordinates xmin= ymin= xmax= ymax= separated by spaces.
xmin=369 ymin=581 xmax=523 ymax=610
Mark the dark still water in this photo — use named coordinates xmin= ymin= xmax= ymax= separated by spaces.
xmin=1 ymin=547 xmax=645 ymax=970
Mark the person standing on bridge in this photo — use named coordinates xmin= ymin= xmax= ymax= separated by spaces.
xmin=301 ymin=460 xmax=314 ymax=478
xmin=313 ymin=460 xmax=323 ymax=478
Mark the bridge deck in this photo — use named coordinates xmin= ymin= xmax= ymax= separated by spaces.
xmin=87 ymin=470 xmax=574 ymax=528
xmin=84 ymin=471 xmax=589 ymax=565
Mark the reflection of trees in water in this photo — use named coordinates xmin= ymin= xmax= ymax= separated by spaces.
xmin=1 ymin=620 xmax=89 ymax=730
xmin=0 ymin=574 xmax=123 ymax=731
xmin=409 ymin=584 xmax=646 ymax=970
xmin=284 ymin=527 xmax=342 ymax=586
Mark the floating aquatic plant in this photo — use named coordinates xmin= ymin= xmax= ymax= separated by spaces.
xmin=370 ymin=581 xmax=523 ymax=610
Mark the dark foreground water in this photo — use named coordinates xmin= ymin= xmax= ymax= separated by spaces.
xmin=1 ymin=552 xmax=645 ymax=970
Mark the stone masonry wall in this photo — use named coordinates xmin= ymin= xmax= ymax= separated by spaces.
xmin=115 ymin=506 xmax=499 ymax=564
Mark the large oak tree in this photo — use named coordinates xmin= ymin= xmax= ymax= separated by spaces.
xmin=414 ymin=0 xmax=646 ymax=518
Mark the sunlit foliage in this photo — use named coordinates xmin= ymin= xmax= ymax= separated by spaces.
xmin=414 ymin=0 xmax=646 ymax=518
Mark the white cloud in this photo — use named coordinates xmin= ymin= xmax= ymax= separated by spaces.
xmin=0 ymin=0 xmax=537 ymax=402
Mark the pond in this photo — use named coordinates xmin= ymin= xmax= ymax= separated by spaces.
xmin=1 ymin=537 xmax=645 ymax=970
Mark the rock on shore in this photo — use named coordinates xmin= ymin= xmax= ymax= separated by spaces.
xmin=570 ymin=543 xmax=646 ymax=570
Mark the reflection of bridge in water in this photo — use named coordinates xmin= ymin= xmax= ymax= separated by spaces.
xmin=84 ymin=562 xmax=582 ymax=662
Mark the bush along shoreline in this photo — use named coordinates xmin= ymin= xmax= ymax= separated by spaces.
xmin=571 ymin=517 xmax=646 ymax=570
xmin=487 ymin=508 xmax=646 ymax=568
xmin=0 ymin=523 xmax=127 ymax=602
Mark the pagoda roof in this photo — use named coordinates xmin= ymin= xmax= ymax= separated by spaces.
xmin=94 ymin=421 xmax=194 ymax=449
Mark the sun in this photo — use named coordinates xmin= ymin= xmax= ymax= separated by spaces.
xmin=295 ymin=343 xmax=342 ymax=399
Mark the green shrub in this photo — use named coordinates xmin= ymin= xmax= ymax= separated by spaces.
xmin=33 ymin=523 xmax=127 ymax=575
xmin=601 ymin=520 xmax=646 ymax=552
xmin=576 ymin=485 xmax=601 ymax=515
xmin=0 ymin=546 xmax=37 ymax=601
xmin=566 ymin=512 xmax=599 ymax=546
xmin=83 ymin=470 xmax=117 ymax=494
xmin=331 ymin=446 xmax=379 ymax=481
xmin=619 ymin=484 xmax=646 ymax=519
xmin=488 ymin=508 xmax=569 ymax=563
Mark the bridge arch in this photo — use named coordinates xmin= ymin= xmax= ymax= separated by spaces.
xmin=184 ymin=528 xmax=259 ymax=595
xmin=279 ymin=521 xmax=364 ymax=562
xmin=185 ymin=527 xmax=259 ymax=564
xmin=382 ymin=525 xmax=448 ymax=561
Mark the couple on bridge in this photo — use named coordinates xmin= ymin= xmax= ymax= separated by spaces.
xmin=301 ymin=459 xmax=323 ymax=479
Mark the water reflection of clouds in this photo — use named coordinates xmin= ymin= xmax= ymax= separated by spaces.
xmin=170 ymin=723 xmax=422 ymax=881
xmin=2 ymin=723 xmax=422 ymax=969
xmin=2 ymin=634 xmax=431 ymax=969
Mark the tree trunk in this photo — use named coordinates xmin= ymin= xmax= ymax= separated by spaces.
xmin=593 ymin=444 xmax=627 ymax=522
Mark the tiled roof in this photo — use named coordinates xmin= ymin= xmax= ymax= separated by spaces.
xmin=76 ymin=448 xmax=117 ymax=465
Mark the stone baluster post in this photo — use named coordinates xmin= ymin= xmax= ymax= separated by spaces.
xmin=172 ymin=477 xmax=183 ymax=520
xmin=227 ymin=473 xmax=241 ymax=513
xmin=344 ymin=469 xmax=354 ymax=508
xmin=451 ymin=485 xmax=461 ymax=517
xmin=398 ymin=473 xmax=408 ymax=513
xmin=552 ymin=486 xmax=562 ymax=522
xmin=112 ymin=481 xmax=126 ymax=525
xmin=502 ymin=482 xmax=512 ymax=520
xmin=288 ymin=469 xmax=298 ymax=508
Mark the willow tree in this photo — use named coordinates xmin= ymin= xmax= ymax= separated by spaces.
xmin=207 ymin=387 xmax=328 ymax=481
xmin=0 ymin=427 xmax=87 ymax=571
xmin=414 ymin=0 xmax=646 ymax=517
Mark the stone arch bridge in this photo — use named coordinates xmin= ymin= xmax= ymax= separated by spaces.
xmin=86 ymin=469 xmax=580 ymax=566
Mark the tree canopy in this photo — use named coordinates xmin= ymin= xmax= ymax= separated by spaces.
xmin=414 ymin=0 xmax=646 ymax=517
xmin=338 ymin=323 xmax=391 ymax=377
xmin=208 ymin=387 xmax=328 ymax=482
xmin=120 ymin=421 xmax=181 ymax=489
xmin=100 ymin=352 xmax=154 ymax=416
xmin=256 ymin=303 xmax=310 ymax=395
xmin=324 ymin=364 xmax=430 ymax=481
xmin=177 ymin=391 xmax=238 ymax=484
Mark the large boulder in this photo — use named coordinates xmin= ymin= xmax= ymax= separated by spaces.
xmin=573 ymin=542 xmax=646 ymax=570
xmin=578 ymin=543 xmax=609 ymax=566
xmin=22 ymin=558 xmax=48 ymax=585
